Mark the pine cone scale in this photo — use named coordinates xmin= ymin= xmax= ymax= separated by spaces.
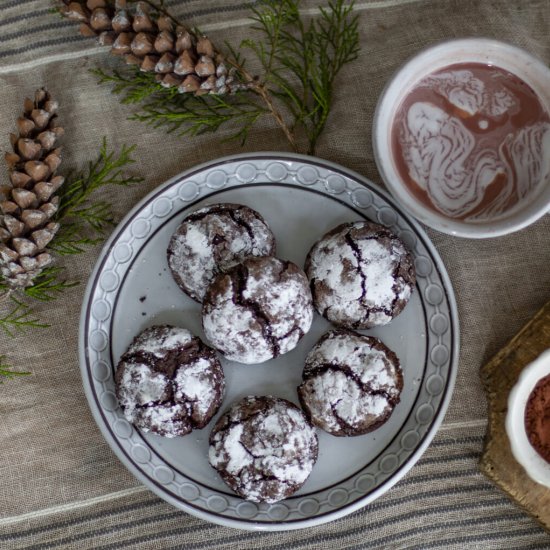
xmin=17 ymin=139 xmax=41 ymax=161
xmin=112 ymin=10 xmax=131 ymax=32
xmin=112 ymin=32 xmax=133 ymax=55
xmin=155 ymin=30 xmax=174 ymax=53
xmin=17 ymin=117 xmax=35 ymax=136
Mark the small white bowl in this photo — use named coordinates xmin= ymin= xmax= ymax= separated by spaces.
xmin=373 ymin=38 xmax=550 ymax=238
xmin=506 ymin=349 xmax=550 ymax=487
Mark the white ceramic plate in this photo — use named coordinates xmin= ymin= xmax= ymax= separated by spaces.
xmin=79 ymin=153 xmax=459 ymax=530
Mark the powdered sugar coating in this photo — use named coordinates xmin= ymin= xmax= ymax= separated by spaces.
xmin=298 ymin=329 xmax=403 ymax=436
xmin=202 ymin=256 xmax=314 ymax=364
xmin=115 ymin=325 xmax=225 ymax=438
xmin=127 ymin=325 xmax=193 ymax=357
xmin=167 ymin=203 xmax=275 ymax=302
xmin=208 ymin=396 xmax=318 ymax=503
xmin=305 ymin=221 xmax=415 ymax=329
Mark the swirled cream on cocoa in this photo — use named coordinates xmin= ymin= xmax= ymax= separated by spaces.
xmin=391 ymin=63 xmax=550 ymax=220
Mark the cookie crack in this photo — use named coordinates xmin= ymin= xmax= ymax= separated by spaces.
xmin=305 ymin=362 xmax=390 ymax=394
xmin=231 ymin=263 xmax=280 ymax=357
xmin=238 ymin=440 xmax=261 ymax=463
xmin=278 ymin=324 xmax=304 ymax=344
xmin=275 ymin=258 xmax=292 ymax=279
xmin=389 ymin=259 xmax=404 ymax=314
xmin=329 ymin=399 xmax=359 ymax=434
xmin=227 ymin=206 xmax=256 ymax=242
xmin=184 ymin=204 xmax=238 ymax=224
xmin=347 ymin=231 xmax=401 ymax=321
xmin=344 ymin=231 xmax=369 ymax=324
xmin=122 ymin=343 xmax=212 ymax=429
xmin=134 ymin=400 xmax=167 ymax=410
xmin=216 ymin=408 xmax=270 ymax=435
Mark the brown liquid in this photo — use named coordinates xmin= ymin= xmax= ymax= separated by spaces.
xmin=391 ymin=62 xmax=550 ymax=220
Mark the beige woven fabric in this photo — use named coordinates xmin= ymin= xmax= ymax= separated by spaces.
xmin=0 ymin=0 xmax=549 ymax=548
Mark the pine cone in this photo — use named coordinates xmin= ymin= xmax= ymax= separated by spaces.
xmin=60 ymin=0 xmax=250 ymax=95
xmin=0 ymin=89 xmax=65 ymax=289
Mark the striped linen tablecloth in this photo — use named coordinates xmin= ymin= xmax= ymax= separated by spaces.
xmin=1 ymin=1 xmax=550 ymax=548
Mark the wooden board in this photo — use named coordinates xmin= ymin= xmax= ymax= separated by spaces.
xmin=480 ymin=300 xmax=550 ymax=531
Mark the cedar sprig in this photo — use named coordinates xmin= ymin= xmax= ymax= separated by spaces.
xmin=243 ymin=0 xmax=360 ymax=153
xmin=0 ymin=296 xmax=49 ymax=337
xmin=131 ymin=94 xmax=266 ymax=143
xmin=96 ymin=69 xmax=267 ymax=142
xmin=0 ymin=355 xmax=30 ymax=382
xmin=67 ymin=0 xmax=360 ymax=155
xmin=56 ymin=138 xmax=142 ymax=220
xmin=91 ymin=67 xmax=179 ymax=106
xmin=50 ymin=138 xmax=143 ymax=256
xmin=23 ymin=267 xmax=78 ymax=302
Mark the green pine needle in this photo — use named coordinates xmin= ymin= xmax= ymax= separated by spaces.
xmin=244 ymin=0 xmax=360 ymax=153
xmin=91 ymin=67 xmax=180 ymax=105
xmin=93 ymin=68 xmax=266 ymax=144
xmin=50 ymin=137 xmax=143 ymax=256
xmin=56 ymin=137 xmax=142 ymax=221
xmin=0 ymin=138 xmax=140 ymax=343
xmin=0 ymin=356 xmax=30 ymax=382
xmin=23 ymin=267 xmax=78 ymax=302
xmin=0 ymin=296 xmax=49 ymax=337
xmin=130 ymin=93 xmax=266 ymax=144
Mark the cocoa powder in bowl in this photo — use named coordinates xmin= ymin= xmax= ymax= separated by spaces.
xmin=524 ymin=373 xmax=550 ymax=463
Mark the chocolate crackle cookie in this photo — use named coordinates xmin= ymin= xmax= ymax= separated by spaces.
xmin=115 ymin=325 xmax=225 ymax=438
xmin=167 ymin=203 xmax=275 ymax=302
xmin=209 ymin=395 xmax=319 ymax=503
xmin=298 ymin=329 xmax=403 ymax=437
xmin=202 ymin=255 xmax=314 ymax=364
xmin=305 ymin=221 xmax=415 ymax=329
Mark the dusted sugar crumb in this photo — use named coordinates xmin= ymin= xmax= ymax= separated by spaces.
xmin=208 ymin=396 xmax=318 ymax=503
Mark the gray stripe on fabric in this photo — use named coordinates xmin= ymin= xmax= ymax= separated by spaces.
xmin=0 ymin=9 xmax=52 ymax=30
xmin=422 ymin=531 xmax=550 ymax=549
xmin=21 ymin=510 xmax=189 ymax=550
xmin=3 ymin=458 xmax=487 ymax=543
xmin=417 ymin=451 xmax=479 ymax=465
xmin=252 ymin=512 xmax=532 ymax=550
xmin=0 ymin=2 xmax=258 ymax=59
xmin=0 ymin=0 xmax=39 ymax=10
xmin=400 ymin=467 xmax=489 ymax=487
xmin=172 ymin=2 xmax=258 ymax=20
xmin=4 ymin=459 xmax=488 ymax=543
xmin=0 ymin=1 xmax=255 ymax=34
xmin=0 ymin=21 xmax=75 ymax=43
xmin=344 ymin=528 xmax=549 ymax=550
xmin=0 ymin=34 xmax=89 ymax=59
xmin=349 ymin=515 xmax=542 ymax=550
xmin=19 ymin=489 xmax=507 ymax=549
xmin=430 ymin=434 xmax=484 ymax=447
xmin=0 ymin=498 xmax=162 ymax=542
xmin=101 ymin=501 xmax=524 ymax=550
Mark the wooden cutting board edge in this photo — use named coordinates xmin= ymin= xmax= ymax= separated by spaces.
xmin=479 ymin=299 xmax=550 ymax=532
